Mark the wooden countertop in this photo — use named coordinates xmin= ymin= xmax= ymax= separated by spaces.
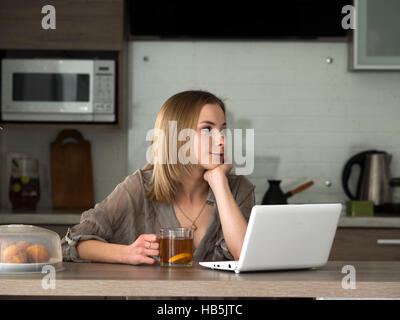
xmin=0 ymin=261 xmax=399 ymax=298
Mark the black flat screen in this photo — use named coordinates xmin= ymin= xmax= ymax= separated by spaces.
xmin=129 ymin=0 xmax=352 ymax=39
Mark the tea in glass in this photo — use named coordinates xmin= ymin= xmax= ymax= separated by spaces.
xmin=159 ymin=228 xmax=193 ymax=267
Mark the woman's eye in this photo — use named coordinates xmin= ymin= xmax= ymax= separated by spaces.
xmin=201 ymin=126 xmax=212 ymax=132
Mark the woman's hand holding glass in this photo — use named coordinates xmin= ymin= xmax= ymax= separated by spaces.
xmin=122 ymin=234 xmax=159 ymax=265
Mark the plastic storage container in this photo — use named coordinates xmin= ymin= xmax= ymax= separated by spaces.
xmin=0 ymin=225 xmax=63 ymax=273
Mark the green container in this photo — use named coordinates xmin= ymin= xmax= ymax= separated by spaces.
xmin=346 ymin=201 xmax=374 ymax=217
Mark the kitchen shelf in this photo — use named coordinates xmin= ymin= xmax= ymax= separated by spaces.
xmin=0 ymin=122 xmax=122 ymax=131
xmin=338 ymin=216 xmax=400 ymax=229
xmin=1 ymin=207 xmax=400 ymax=228
xmin=0 ymin=207 xmax=81 ymax=225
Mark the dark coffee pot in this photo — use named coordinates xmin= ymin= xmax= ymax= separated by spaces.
xmin=261 ymin=180 xmax=314 ymax=205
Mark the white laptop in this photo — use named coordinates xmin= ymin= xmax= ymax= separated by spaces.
xmin=199 ymin=203 xmax=342 ymax=273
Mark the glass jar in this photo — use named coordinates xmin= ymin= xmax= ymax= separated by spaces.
xmin=8 ymin=156 xmax=40 ymax=211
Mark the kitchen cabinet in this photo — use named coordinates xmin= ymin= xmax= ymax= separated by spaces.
xmin=0 ymin=0 xmax=125 ymax=50
xmin=351 ymin=0 xmax=400 ymax=70
xmin=329 ymin=228 xmax=400 ymax=261
xmin=0 ymin=0 xmax=128 ymax=129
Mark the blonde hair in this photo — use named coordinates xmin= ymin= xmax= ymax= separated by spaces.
xmin=141 ymin=90 xmax=226 ymax=203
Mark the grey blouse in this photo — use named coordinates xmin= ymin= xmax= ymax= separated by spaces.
xmin=61 ymin=168 xmax=256 ymax=263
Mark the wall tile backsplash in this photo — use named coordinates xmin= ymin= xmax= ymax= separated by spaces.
xmin=1 ymin=40 xmax=400 ymax=209
xmin=128 ymin=41 xmax=400 ymax=205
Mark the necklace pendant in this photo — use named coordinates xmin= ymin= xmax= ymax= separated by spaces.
xmin=191 ymin=224 xmax=197 ymax=231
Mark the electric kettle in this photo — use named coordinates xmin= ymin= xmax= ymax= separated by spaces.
xmin=342 ymin=150 xmax=392 ymax=206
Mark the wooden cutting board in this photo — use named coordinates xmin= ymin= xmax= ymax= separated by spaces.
xmin=50 ymin=129 xmax=94 ymax=210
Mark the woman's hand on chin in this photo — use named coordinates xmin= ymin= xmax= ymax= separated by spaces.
xmin=203 ymin=162 xmax=233 ymax=190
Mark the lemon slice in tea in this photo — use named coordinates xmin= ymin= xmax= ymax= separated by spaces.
xmin=168 ymin=253 xmax=192 ymax=264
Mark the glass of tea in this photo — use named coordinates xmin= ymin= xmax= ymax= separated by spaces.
xmin=159 ymin=227 xmax=194 ymax=267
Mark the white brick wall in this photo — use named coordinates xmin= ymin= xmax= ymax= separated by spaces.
xmin=128 ymin=41 xmax=400 ymax=205
xmin=1 ymin=40 xmax=399 ymax=209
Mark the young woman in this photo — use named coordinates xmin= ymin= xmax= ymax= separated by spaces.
xmin=62 ymin=90 xmax=255 ymax=264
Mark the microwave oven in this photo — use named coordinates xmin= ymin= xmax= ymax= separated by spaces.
xmin=1 ymin=58 xmax=116 ymax=123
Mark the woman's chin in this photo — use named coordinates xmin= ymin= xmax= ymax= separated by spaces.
xmin=200 ymin=162 xmax=222 ymax=170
